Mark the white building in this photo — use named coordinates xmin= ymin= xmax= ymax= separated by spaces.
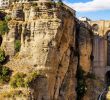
xmin=0 ymin=0 xmax=9 ymax=8
xmin=18 ymin=0 xmax=52 ymax=3
xmin=78 ymin=17 xmax=91 ymax=21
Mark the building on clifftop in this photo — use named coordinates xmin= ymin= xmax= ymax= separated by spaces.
xmin=0 ymin=0 xmax=10 ymax=8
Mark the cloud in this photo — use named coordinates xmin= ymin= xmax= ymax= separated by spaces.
xmin=64 ymin=0 xmax=110 ymax=12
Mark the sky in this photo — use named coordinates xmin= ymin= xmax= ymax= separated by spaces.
xmin=63 ymin=0 xmax=110 ymax=21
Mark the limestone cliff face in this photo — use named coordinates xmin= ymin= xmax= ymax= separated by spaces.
xmin=77 ymin=22 xmax=93 ymax=73
xmin=76 ymin=21 xmax=94 ymax=100
xmin=0 ymin=2 xmax=94 ymax=100
xmin=0 ymin=2 xmax=78 ymax=100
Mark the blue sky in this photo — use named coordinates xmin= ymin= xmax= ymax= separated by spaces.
xmin=64 ymin=0 xmax=110 ymax=20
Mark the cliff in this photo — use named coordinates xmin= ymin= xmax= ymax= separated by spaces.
xmin=0 ymin=1 xmax=93 ymax=100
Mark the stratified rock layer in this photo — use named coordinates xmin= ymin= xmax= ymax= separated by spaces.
xmin=0 ymin=2 xmax=93 ymax=100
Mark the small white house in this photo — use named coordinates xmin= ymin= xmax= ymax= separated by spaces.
xmin=18 ymin=0 xmax=52 ymax=3
xmin=0 ymin=0 xmax=9 ymax=8
xmin=78 ymin=17 xmax=91 ymax=21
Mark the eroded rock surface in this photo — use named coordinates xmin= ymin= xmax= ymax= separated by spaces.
xmin=0 ymin=1 xmax=94 ymax=100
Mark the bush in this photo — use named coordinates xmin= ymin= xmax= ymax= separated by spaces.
xmin=0 ymin=48 xmax=5 ymax=63
xmin=56 ymin=1 xmax=63 ymax=6
xmin=15 ymin=40 xmax=21 ymax=52
xmin=76 ymin=80 xmax=87 ymax=100
xmin=10 ymin=72 xmax=26 ymax=88
xmin=76 ymin=66 xmax=87 ymax=100
xmin=10 ymin=71 xmax=41 ymax=88
xmin=2 ymin=66 xmax=10 ymax=76
xmin=0 ymin=11 xmax=9 ymax=35
xmin=5 ymin=15 xmax=11 ymax=21
xmin=0 ymin=65 xmax=11 ymax=84
xmin=0 ymin=21 xmax=8 ymax=35
xmin=24 ymin=71 xmax=40 ymax=87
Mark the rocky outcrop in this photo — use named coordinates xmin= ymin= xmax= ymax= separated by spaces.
xmin=76 ymin=21 xmax=93 ymax=73
xmin=0 ymin=1 xmax=94 ymax=100
xmin=0 ymin=1 xmax=79 ymax=100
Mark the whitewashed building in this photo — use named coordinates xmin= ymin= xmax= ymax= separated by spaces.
xmin=0 ymin=0 xmax=9 ymax=8
xmin=78 ymin=17 xmax=91 ymax=21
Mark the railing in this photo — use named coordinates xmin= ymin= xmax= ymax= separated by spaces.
xmin=98 ymin=87 xmax=107 ymax=100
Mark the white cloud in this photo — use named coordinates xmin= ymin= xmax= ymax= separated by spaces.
xmin=64 ymin=0 xmax=110 ymax=12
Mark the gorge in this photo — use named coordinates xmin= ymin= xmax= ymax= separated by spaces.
xmin=0 ymin=0 xmax=109 ymax=100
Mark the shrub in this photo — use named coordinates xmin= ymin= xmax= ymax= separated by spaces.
xmin=0 ymin=48 xmax=5 ymax=63
xmin=24 ymin=71 xmax=40 ymax=87
xmin=5 ymin=15 xmax=11 ymax=21
xmin=2 ymin=66 xmax=10 ymax=76
xmin=76 ymin=80 xmax=87 ymax=100
xmin=0 ymin=21 xmax=8 ymax=35
xmin=76 ymin=66 xmax=87 ymax=100
xmin=0 ymin=65 xmax=11 ymax=84
xmin=56 ymin=1 xmax=63 ymax=6
xmin=10 ymin=71 xmax=41 ymax=88
xmin=15 ymin=40 xmax=21 ymax=52
xmin=0 ymin=11 xmax=9 ymax=35
xmin=10 ymin=72 xmax=26 ymax=88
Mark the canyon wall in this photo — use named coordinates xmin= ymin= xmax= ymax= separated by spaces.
xmin=0 ymin=1 xmax=93 ymax=100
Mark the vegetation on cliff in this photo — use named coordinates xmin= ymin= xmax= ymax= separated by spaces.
xmin=0 ymin=1 xmax=93 ymax=100
xmin=0 ymin=21 xmax=8 ymax=35
xmin=0 ymin=48 xmax=5 ymax=63
xmin=10 ymin=71 xmax=41 ymax=88
xmin=15 ymin=40 xmax=21 ymax=52
xmin=0 ymin=11 xmax=9 ymax=35
xmin=76 ymin=66 xmax=87 ymax=100
xmin=76 ymin=65 xmax=96 ymax=100
xmin=0 ymin=65 xmax=11 ymax=84
xmin=10 ymin=72 xmax=26 ymax=88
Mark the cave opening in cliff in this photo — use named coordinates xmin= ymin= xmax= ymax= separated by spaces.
xmin=107 ymin=31 xmax=110 ymax=66
xmin=105 ymin=71 xmax=110 ymax=86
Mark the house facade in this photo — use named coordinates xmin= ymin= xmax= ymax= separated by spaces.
xmin=0 ymin=0 xmax=9 ymax=8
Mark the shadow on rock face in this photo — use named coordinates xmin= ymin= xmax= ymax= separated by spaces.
xmin=29 ymin=75 xmax=50 ymax=100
